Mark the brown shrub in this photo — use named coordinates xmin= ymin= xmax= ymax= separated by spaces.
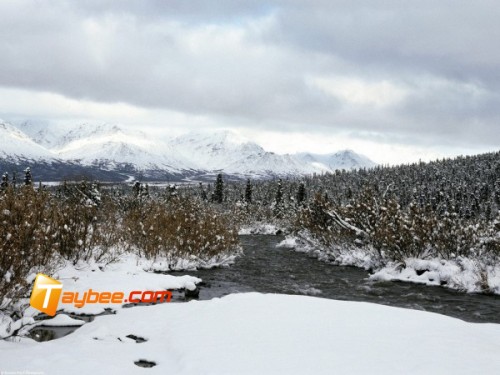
xmin=0 ymin=187 xmax=56 ymax=304
xmin=123 ymin=196 xmax=239 ymax=261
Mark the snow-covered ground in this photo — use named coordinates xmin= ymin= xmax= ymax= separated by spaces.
xmin=1 ymin=238 xmax=499 ymax=373
xmin=370 ymin=257 xmax=500 ymax=294
xmin=238 ymin=223 xmax=284 ymax=235
xmin=0 ymin=253 xmax=205 ymax=339
xmin=277 ymin=234 xmax=382 ymax=270
xmin=278 ymin=234 xmax=500 ymax=295
xmin=47 ymin=254 xmax=202 ymax=316
xmin=1 ymin=293 xmax=500 ymax=374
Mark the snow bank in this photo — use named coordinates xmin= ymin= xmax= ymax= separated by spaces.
xmin=1 ymin=293 xmax=499 ymax=374
xmin=275 ymin=236 xmax=297 ymax=248
xmin=0 ymin=249 xmax=234 ymax=339
xmin=286 ymin=232 xmax=500 ymax=295
xmin=143 ymin=251 xmax=240 ymax=272
xmin=278 ymin=234 xmax=381 ymax=270
xmin=371 ymin=258 xmax=500 ymax=294
xmin=34 ymin=314 xmax=85 ymax=327
xmin=35 ymin=253 xmax=202 ymax=315
xmin=239 ymin=223 xmax=282 ymax=235
xmin=0 ymin=253 xmax=200 ymax=324
xmin=1 ymin=250 xmax=217 ymax=338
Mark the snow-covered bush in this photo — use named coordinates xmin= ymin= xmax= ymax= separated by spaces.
xmin=122 ymin=195 xmax=239 ymax=263
xmin=0 ymin=187 xmax=55 ymax=305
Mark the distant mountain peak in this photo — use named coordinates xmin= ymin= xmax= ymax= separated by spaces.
xmin=1 ymin=122 xmax=377 ymax=181
xmin=0 ymin=121 xmax=58 ymax=161
xmin=174 ymin=129 xmax=258 ymax=148
xmin=295 ymin=150 xmax=376 ymax=171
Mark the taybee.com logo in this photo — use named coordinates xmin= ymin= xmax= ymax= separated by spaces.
xmin=30 ymin=273 xmax=172 ymax=316
xmin=30 ymin=274 xmax=63 ymax=316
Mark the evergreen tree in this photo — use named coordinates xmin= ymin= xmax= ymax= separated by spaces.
xmin=245 ymin=179 xmax=252 ymax=204
xmin=24 ymin=167 xmax=32 ymax=186
xmin=0 ymin=172 xmax=8 ymax=191
xmin=199 ymin=182 xmax=208 ymax=201
xmin=274 ymin=179 xmax=284 ymax=217
xmin=296 ymin=182 xmax=306 ymax=205
xmin=485 ymin=204 xmax=492 ymax=221
xmin=89 ymin=182 xmax=102 ymax=206
xmin=213 ymin=173 xmax=224 ymax=203
xmin=167 ymin=184 xmax=178 ymax=199
xmin=275 ymin=179 xmax=283 ymax=206
xmin=133 ymin=181 xmax=141 ymax=197
xmin=142 ymin=183 xmax=149 ymax=199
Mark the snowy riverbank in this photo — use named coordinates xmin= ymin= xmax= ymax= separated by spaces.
xmin=238 ymin=223 xmax=283 ymax=235
xmin=0 ymin=252 xmax=204 ymax=339
xmin=1 ymin=293 xmax=500 ymax=374
xmin=278 ymin=235 xmax=500 ymax=295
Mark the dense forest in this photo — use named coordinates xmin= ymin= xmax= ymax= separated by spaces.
xmin=193 ymin=151 xmax=500 ymax=264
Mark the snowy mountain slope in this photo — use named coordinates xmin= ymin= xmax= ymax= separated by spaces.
xmin=168 ymin=131 xmax=266 ymax=171
xmin=0 ymin=121 xmax=57 ymax=161
xmin=0 ymin=121 xmax=131 ymax=182
xmin=17 ymin=122 xmax=131 ymax=149
xmin=295 ymin=150 xmax=377 ymax=171
xmin=168 ymin=131 xmax=326 ymax=177
xmin=55 ymin=125 xmax=194 ymax=173
xmin=16 ymin=120 xmax=63 ymax=148
xmin=1 ymin=122 xmax=376 ymax=181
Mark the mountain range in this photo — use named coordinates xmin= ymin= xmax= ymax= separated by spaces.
xmin=0 ymin=121 xmax=376 ymax=182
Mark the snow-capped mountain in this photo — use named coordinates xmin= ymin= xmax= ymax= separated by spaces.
xmin=296 ymin=150 xmax=377 ymax=172
xmin=168 ymin=131 xmax=319 ymax=178
xmin=0 ymin=121 xmax=57 ymax=161
xmin=0 ymin=122 xmax=376 ymax=181
xmin=54 ymin=125 xmax=194 ymax=174
xmin=17 ymin=120 xmax=62 ymax=148
xmin=0 ymin=121 xmax=127 ymax=181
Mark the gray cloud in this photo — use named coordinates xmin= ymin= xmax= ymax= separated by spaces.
xmin=0 ymin=0 xmax=499 ymax=152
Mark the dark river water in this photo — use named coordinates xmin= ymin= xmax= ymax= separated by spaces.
xmin=184 ymin=235 xmax=500 ymax=324
xmin=30 ymin=235 xmax=500 ymax=341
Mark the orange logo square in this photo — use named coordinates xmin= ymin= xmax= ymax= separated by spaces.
xmin=30 ymin=273 xmax=63 ymax=316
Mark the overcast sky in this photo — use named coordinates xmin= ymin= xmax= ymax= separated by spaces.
xmin=1 ymin=0 xmax=499 ymax=164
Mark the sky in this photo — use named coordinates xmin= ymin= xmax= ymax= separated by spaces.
xmin=0 ymin=0 xmax=499 ymax=165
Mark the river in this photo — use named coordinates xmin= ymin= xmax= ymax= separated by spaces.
xmin=184 ymin=235 xmax=500 ymax=324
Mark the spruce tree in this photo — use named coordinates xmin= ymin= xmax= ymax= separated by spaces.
xmin=199 ymin=182 xmax=208 ymax=201
xmin=214 ymin=173 xmax=224 ymax=203
xmin=275 ymin=179 xmax=283 ymax=205
xmin=133 ymin=181 xmax=141 ymax=197
xmin=89 ymin=182 xmax=102 ymax=206
xmin=167 ymin=184 xmax=178 ymax=199
xmin=296 ymin=182 xmax=306 ymax=205
xmin=1 ymin=172 xmax=8 ymax=191
xmin=274 ymin=179 xmax=284 ymax=217
xmin=245 ymin=178 xmax=252 ymax=204
xmin=142 ymin=183 xmax=150 ymax=199
xmin=24 ymin=167 xmax=32 ymax=186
